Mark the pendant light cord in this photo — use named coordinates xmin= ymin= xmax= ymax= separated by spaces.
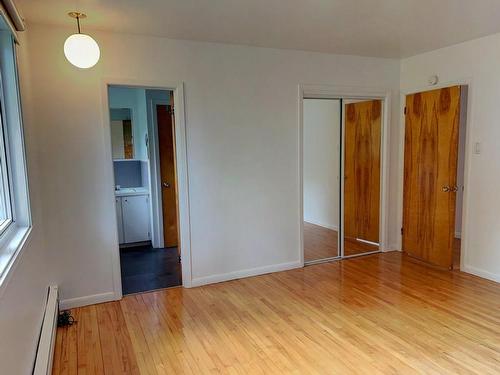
xmin=76 ymin=15 xmax=81 ymax=33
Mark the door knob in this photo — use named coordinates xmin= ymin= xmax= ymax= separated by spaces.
xmin=162 ymin=182 xmax=170 ymax=188
xmin=442 ymin=186 xmax=450 ymax=192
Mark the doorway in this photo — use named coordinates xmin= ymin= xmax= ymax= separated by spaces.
xmin=108 ymin=85 xmax=182 ymax=295
xmin=302 ymin=91 xmax=386 ymax=265
xmin=402 ymin=85 xmax=467 ymax=269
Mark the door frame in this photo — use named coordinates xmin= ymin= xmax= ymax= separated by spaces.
xmin=101 ymin=79 xmax=193 ymax=302
xmin=397 ymin=79 xmax=473 ymax=271
xmin=148 ymin=96 xmax=170 ymax=249
xmin=298 ymin=84 xmax=392 ymax=266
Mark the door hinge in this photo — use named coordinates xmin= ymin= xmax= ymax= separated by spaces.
xmin=401 ymin=227 xmax=404 ymax=235
xmin=404 ymin=107 xmax=407 ymax=115
xmin=178 ymin=255 xmax=181 ymax=263
xmin=168 ymin=105 xmax=175 ymax=115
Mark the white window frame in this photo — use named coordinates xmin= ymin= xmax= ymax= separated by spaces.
xmin=0 ymin=101 xmax=13 ymax=235
xmin=0 ymin=25 xmax=33 ymax=296
xmin=0 ymin=63 xmax=16 ymax=230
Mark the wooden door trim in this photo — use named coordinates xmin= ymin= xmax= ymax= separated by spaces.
xmin=102 ymin=79 xmax=192 ymax=297
xmin=397 ymin=80 xmax=473 ymax=272
xmin=298 ymin=84 xmax=392 ymax=265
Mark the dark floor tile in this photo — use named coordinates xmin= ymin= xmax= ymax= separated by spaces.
xmin=120 ymin=245 xmax=182 ymax=295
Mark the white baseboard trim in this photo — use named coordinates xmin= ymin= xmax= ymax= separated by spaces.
xmin=384 ymin=244 xmax=401 ymax=252
xmin=461 ymin=265 xmax=500 ymax=283
xmin=190 ymin=260 xmax=302 ymax=288
xmin=303 ymin=220 xmax=338 ymax=231
xmin=59 ymin=291 xmax=116 ymax=310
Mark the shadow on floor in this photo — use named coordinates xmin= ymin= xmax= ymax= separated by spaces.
xmin=120 ymin=245 xmax=182 ymax=295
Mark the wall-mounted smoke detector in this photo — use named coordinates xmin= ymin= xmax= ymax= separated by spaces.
xmin=428 ymin=75 xmax=439 ymax=86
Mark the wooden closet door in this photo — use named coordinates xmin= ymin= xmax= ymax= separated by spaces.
xmin=157 ymin=104 xmax=179 ymax=248
xmin=403 ymin=86 xmax=461 ymax=268
xmin=344 ymin=100 xmax=381 ymax=256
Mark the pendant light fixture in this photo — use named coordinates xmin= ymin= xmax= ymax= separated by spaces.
xmin=64 ymin=12 xmax=100 ymax=69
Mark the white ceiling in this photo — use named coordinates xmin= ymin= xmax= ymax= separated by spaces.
xmin=16 ymin=0 xmax=500 ymax=58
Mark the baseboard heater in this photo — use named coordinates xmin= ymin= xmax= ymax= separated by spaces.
xmin=33 ymin=285 xmax=59 ymax=375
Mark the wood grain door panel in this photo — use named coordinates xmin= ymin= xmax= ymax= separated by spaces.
xmin=157 ymin=104 xmax=179 ymax=248
xmin=344 ymin=100 xmax=381 ymax=256
xmin=403 ymin=86 xmax=461 ymax=268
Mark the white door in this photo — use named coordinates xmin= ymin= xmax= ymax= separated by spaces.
xmin=115 ymin=197 xmax=124 ymax=244
xmin=122 ymin=195 xmax=150 ymax=243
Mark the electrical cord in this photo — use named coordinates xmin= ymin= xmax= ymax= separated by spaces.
xmin=57 ymin=310 xmax=77 ymax=327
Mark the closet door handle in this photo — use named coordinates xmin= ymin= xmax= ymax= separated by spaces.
xmin=442 ymin=186 xmax=450 ymax=192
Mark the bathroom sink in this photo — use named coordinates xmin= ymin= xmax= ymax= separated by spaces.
xmin=115 ymin=187 xmax=149 ymax=196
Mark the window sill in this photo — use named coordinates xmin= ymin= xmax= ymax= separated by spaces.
xmin=0 ymin=224 xmax=32 ymax=298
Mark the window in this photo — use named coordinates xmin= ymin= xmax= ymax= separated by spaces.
xmin=0 ymin=109 xmax=12 ymax=232
xmin=0 ymin=18 xmax=32 ymax=290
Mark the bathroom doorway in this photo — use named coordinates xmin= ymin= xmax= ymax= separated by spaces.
xmin=108 ymin=85 xmax=182 ymax=295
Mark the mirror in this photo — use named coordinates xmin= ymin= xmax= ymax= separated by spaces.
xmin=110 ymin=108 xmax=134 ymax=159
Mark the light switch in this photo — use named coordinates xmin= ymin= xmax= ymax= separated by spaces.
xmin=474 ymin=142 xmax=481 ymax=155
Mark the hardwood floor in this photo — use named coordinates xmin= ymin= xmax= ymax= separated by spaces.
xmin=304 ymin=222 xmax=379 ymax=259
xmin=344 ymin=236 xmax=379 ymax=256
xmin=303 ymin=222 xmax=338 ymax=262
xmin=53 ymin=252 xmax=500 ymax=374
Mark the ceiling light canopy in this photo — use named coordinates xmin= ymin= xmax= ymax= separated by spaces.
xmin=64 ymin=12 xmax=100 ymax=69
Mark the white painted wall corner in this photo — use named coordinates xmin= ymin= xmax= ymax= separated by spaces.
xmin=190 ymin=260 xmax=302 ymax=287
xmin=59 ymin=291 xmax=116 ymax=310
xmin=461 ymin=265 xmax=500 ymax=284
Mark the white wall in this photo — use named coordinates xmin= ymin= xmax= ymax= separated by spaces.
xmin=24 ymin=23 xmax=399 ymax=303
xmin=303 ymin=99 xmax=340 ymax=230
xmin=0 ymin=33 xmax=53 ymax=374
xmin=401 ymin=32 xmax=500 ymax=282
